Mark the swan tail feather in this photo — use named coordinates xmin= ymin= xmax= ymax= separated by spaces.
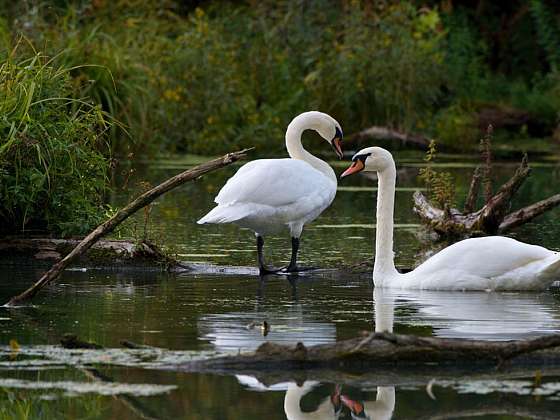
xmin=197 ymin=204 xmax=252 ymax=224
xmin=542 ymin=255 xmax=560 ymax=278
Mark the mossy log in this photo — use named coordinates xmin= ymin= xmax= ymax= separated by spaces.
xmin=185 ymin=331 xmax=560 ymax=373
xmin=4 ymin=148 xmax=252 ymax=307
xmin=0 ymin=238 xmax=178 ymax=268
xmin=413 ymin=154 xmax=560 ymax=237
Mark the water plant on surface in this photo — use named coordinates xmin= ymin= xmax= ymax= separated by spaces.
xmin=0 ymin=46 xmax=112 ymax=236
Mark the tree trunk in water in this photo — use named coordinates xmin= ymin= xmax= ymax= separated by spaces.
xmin=411 ymin=153 xmax=560 ymax=237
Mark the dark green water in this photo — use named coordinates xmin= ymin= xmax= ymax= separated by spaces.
xmin=1 ymin=151 xmax=560 ymax=419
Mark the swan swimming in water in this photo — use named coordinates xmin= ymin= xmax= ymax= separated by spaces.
xmin=341 ymin=146 xmax=560 ymax=291
xmin=198 ymin=111 xmax=343 ymax=274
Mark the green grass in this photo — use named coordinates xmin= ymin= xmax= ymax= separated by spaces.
xmin=0 ymin=43 xmax=112 ymax=236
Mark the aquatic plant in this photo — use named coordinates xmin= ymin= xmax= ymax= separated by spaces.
xmin=418 ymin=140 xmax=455 ymax=208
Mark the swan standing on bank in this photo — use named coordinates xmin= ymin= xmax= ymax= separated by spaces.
xmin=341 ymin=147 xmax=560 ymax=290
xmin=198 ymin=111 xmax=343 ymax=274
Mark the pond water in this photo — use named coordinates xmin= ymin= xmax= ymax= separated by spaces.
xmin=1 ymin=150 xmax=560 ymax=419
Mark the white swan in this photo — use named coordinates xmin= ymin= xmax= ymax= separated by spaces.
xmin=198 ymin=111 xmax=343 ymax=274
xmin=341 ymin=146 xmax=560 ymax=290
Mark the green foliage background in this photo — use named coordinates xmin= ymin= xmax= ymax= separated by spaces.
xmin=0 ymin=0 xmax=560 ymax=235
xmin=2 ymin=0 xmax=559 ymax=156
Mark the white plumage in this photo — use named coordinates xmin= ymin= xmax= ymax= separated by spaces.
xmin=198 ymin=159 xmax=335 ymax=236
xmin=401 ymin=236 xmax=560 ymax=290
xmin=341 ymin=146 xmax=560 ymax=291
xmin=198 ymin=111 xmax=343 ymax=274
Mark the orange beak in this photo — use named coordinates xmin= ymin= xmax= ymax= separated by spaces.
xmin=331 ymin=137 xmax=343 ymax=159
xmin=340 ymin=395 xmax=364 ymax=414
xmin=340 ymin=159 xmax=364 ymax=178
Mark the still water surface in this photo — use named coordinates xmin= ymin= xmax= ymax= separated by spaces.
xmin=1 ymin=151 xmax=560 ymax=418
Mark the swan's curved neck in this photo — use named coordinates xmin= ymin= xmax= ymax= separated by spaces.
xmin=374 ymin=162 xmax=399 ymax=281
xmin=285 ymin=116 xmax=336 ymax=183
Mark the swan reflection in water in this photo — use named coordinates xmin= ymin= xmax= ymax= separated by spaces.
xmin=234 ymin=285 xmax=560 ymax=419
xmin=236 ymin=376 xmax=342 ymax=420
xmin=235 ymin=288 xmax=397 ymax=419
xmin=374 ymin=287 xmax=560 ymax=340
xmin=337 ymin=288 xmax=396 ymax=420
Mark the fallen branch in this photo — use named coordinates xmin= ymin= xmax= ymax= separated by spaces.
xmin=500 ymin=193 xmax=560 ymax=232
xmin=348 ymin=126 xmax=431 ymax=150
xmin=4 ymin=148 xmax=252 ymax=307
xmin=186 ymin=331 xmax=560 ymax=372
xmin=82 ymin=367 xmax=162 ymax=420
xmin=413 ymin=154 xmax=537 ymax=236
xmin=60 ymin=333 xmax=103 ymax=349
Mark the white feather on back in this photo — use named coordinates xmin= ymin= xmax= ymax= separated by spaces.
xmin=413 ymin=236 xmax=554 ymax=278
xmin=215 ymin=159 xmax=335 ymax=207
xmin=198 ymin=158 xmax=337 ymax=235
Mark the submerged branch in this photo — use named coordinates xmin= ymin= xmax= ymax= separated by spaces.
xmin=4 ymin=148 xmax=253 ymax=307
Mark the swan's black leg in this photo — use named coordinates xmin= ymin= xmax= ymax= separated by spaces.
xmin=284 ymin=237 xmax=317 ymax=273
xmin=285 ymin=237 xmax=300 ymax=272
xmin=257 ymin=236 xmax=282 ymax=275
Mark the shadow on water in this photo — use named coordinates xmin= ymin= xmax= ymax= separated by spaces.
xmin=1 ymin=153 xmax=560 ymax=418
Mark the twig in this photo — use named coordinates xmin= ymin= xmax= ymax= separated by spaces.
xmin=481 ymin=125 xmax=493 ymax=204
xmin=463 ymin=166 xmax=481 ymax=213
xmin=4 ymin=149 xmax=252 ymax=306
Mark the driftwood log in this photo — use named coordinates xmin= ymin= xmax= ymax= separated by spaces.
xmin=186 ymin=331 xmax=560 ymax=372
xmin=349 ymin=126 xmax=431 ymax=150
xmin=413 ymin=154 xmax=560 ymax=236
xmin=4 ymin=149 xmax=252 ymax=307
xmin=0 ymin=238 xmax=176 ymax=267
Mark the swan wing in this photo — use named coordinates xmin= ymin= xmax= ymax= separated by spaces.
xmin=215 ymin=159 xmax=335 ymax=208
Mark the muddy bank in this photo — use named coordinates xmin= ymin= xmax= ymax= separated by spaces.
xmin=0 ymin=238 xmax=350 ymax=275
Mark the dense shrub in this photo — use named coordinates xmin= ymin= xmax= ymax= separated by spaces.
xmin=1 ymin=0 xmax=559 ymax=156
xmin=0 ymin=48 xmax=111 ymax=236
